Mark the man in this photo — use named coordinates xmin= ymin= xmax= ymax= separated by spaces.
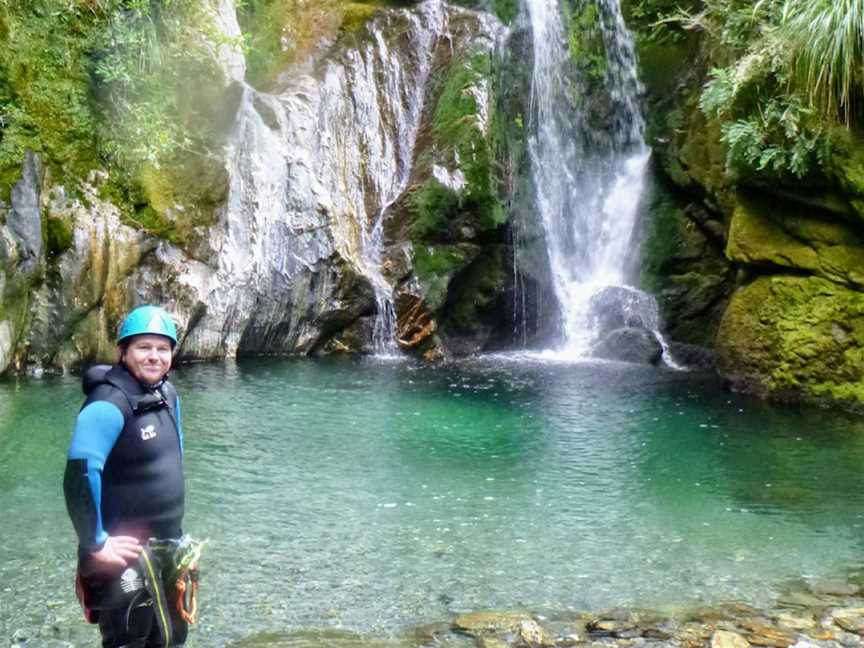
xmin=64 ymin=305 xmax=191 ymax=648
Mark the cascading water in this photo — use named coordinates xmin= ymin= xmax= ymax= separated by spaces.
xmin=524 ymin=0 xmax=672 ymax=362
xmin=204 ymin=1 xmax=473 ymax=357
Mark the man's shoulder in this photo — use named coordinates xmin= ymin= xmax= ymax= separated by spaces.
xmin=81 ymin=366 xmax=133 ymax=419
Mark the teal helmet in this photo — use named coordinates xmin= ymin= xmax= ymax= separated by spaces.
xmin=117 ymin=305 xmax=178 ymax=347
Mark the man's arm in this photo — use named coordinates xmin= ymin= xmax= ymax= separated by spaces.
xmin=63 ymin=401 xmax=124 ymax=550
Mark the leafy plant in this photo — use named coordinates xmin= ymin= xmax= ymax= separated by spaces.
xmin=779 ymin=0 xmax=864 ymax=122
xmin=722 ymin=97 xmax=827 ymax=177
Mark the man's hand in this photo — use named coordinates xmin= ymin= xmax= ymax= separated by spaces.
xmin=89 ymin=535 xmax=143 ymax=568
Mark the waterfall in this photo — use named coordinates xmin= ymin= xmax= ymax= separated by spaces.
xmin=331 ymin=8 xmax=447 ymax=354
xmin=190 ymin=1 xmax=460 ymax=357
xmin=524 ymin=0 xmax=671 ymax=362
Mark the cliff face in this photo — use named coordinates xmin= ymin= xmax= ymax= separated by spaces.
xmin=0 ymin=0 xmax=514 ymax=374
xmin=628 ymin=0 xmax=864 ymax=409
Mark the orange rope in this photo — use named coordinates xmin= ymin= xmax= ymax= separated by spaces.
xmin=175 ymin=571 xmax=199 ymax=624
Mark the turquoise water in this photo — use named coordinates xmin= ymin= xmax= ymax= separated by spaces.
xmin=2 ymin=355 xmax=864 ymax=646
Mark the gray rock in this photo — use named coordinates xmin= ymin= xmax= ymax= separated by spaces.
xmin=588 ymin=285 xmax=662 ymax=333
xmin=667 ymin=341 xmax=717 ymax=370
xmin=7 ymin=150 xmax=43 ymax=272
xmin=590 ymin=327 xmax=663 ymax=364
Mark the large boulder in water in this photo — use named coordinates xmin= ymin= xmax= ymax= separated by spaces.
xmin=591 ymin=327 xmax=663 ymax=365
xmin=587 ymin=285 xmax=661 ymax=334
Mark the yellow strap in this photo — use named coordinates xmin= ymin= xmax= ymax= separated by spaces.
xmin=141 ymin=549 xmax=172 ymax=645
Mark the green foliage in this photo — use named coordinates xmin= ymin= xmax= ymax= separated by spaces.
xmin=682 ymin=0 xmax=862 ymax=177
xmin=0 ymin=1 xmax=238 ymax=241
xmin=0 ymin=2 xmax=103 ymax=197
xmin=490 ymin=0 xmax=519 ymax=25
xmin=411 ymin=52 xmax=505 ymax=241
xmin=626 ymin=0 xmax=691 ymax=45
xmin=94 ymin=0 xmax=235 ymax=170
xmin=699 ymin=67 xmax=738 ymax=117
xmin=722 ymin=98 xmax=828 ymax=177
xmin=779 ymin=0 xmax=864 ymax=123
xmin=566 ymin=1 xmax=607 ymax=83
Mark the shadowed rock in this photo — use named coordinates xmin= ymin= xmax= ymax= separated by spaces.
xmin=590 ymin=327 xmax=663 ymax=364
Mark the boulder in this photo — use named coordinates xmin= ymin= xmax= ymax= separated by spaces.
xmin=590 ymin=327 xmax=663 ymax=364
xmin=716 ymin=275 xmax=864 ymax=408
xmin=587 ymin=285 xmax=661 ymax=333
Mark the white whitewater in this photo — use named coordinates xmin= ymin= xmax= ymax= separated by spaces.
xmin=525 ymin=0 xmax=673 ymax=363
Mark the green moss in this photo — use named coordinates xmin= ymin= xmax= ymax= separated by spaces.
xmin=726 ymin=191 xmax=864 ymax=288
xmin=44 ymin=215 xmax=74 ymax=258
xmin=716 ymin=275 xmax=864 ymax=409
xmin=0 ymin=3 xmax=102 ymax=197
xmin=410 ymin=52 xmax=505 ymax=241
xmin=340 ymin=3 xmax=381 ymax=33
xmin=413 ymin=244 xmax=479 ymax=311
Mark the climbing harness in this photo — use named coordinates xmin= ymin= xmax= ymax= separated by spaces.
xmin=75 ymin=535 xmax=206 ymax=646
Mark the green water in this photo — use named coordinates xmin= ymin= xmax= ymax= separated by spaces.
xmin=2 ymin=355 xmax=864 ymax=646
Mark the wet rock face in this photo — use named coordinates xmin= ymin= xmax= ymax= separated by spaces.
xmin=0 ymin=152 xmax=45 ymax=373
xmin=628 ymin=7 xmax=864 ymax=410
xmin=0 ymin=1 xmax=514 ymax=371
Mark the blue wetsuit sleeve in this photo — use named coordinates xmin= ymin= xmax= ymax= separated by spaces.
xmin=63 ymin=401 xmax=125 ymax=550
xmin=175 ymin=395 xmax=184 ymax=457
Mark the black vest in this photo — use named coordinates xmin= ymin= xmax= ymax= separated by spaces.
xmin=84 ymin=365 xmax=185 ymax=540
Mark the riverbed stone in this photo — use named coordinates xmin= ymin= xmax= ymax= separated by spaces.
xmin=772 ymin=612 xmax=818 ymax=633
xmin=712 ymin=630 xmax=751 ymax=648
xmin=478 ymin=638 xmax=511 ymax=648
xmin=517 ymin=619 xmax=556 ymax=647
xmin=740 ymin=621 xmax=796 ymax=648
xmin=453 ymin=611 xmax=533 ymax=636
xmin=832 ymin=610 xmax=864 ymax=635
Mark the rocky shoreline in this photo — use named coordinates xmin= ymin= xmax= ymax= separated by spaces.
xmin=228 ymin=572 xmax=864 ymax=648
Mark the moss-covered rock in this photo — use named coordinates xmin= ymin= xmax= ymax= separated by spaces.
xmin=409 ymin=51 xmax=506 ymax=243
xmin=412 ymin=243 xmax=482 ymax=312
xmin=726 ymin=191 xmax=864 ymax=289
xmin=716 ymin=275 xmax=864 ymax=409
xmin=439 ymin=243 xmax=508 ymax=353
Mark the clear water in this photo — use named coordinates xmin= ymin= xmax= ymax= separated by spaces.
xmin=3 ymin=357 xmax=864 ymax=646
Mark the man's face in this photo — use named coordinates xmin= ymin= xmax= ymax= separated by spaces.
xmin=121 ymin=334 xmax=173 ymax=385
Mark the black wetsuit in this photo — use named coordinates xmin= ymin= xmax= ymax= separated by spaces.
xmin=64 ymin=364 xmax=186 ymax=647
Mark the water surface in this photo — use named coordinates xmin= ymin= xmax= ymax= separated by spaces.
xmin=2 ymin=356 xmax=863 ymax=646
